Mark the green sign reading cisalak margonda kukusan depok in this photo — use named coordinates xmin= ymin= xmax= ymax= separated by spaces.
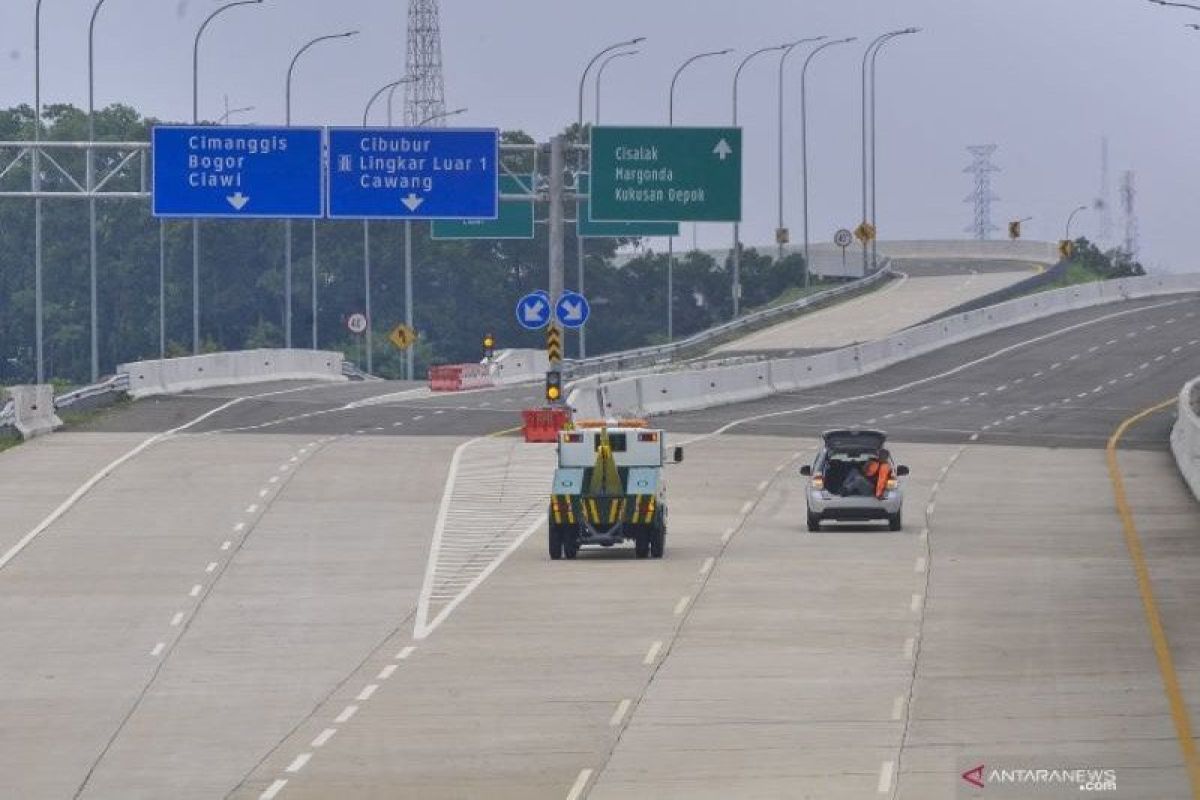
xmin=588 ymin=126 xmax=742 ymax=223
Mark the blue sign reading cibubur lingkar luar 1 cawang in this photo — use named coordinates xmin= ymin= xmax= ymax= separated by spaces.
xmin=152 ymin=126 xmax=323 ymax=218
xmin=326 ymin=128 xmax=499 ymax=219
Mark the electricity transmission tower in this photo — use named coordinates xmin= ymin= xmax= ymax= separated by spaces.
xmin=404 ymin=0 xmax=446 ymax=126
xmin=1094 ymin=137 xmax=1113 ymax=248
xmin=1120 ymin=171 xmax=1139 ymax=260
xmin=964 ymin=145 xmax=1000 ymax=241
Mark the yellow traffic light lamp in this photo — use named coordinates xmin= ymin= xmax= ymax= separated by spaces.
xmin=545 ymin=370 xmax=563 ymax=404
xmin=482 ymin=333 xmax=496 ymax=360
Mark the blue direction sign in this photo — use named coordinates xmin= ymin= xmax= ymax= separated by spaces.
xmin=152 ymin=126 xmax=323 ymax=218
xmin=556 ymin=291 xmax=590 ymax=330
xmin=327 ymin=127 xmax=499 ymax=219
xmin=516 ymin=291 xmax=552 ymax=331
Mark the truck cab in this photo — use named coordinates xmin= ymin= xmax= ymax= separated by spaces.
xmin=548 ymin=421 xmax=682 ymax=560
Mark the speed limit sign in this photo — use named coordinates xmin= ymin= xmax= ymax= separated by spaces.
xmin=834 ymin=228 xmax=854 ymax=248
xmin=346 ymin=313 xmax=368 ymax=335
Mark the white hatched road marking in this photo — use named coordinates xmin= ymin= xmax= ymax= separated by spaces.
xmin=414 ymin=437 xmax=556 ymax=639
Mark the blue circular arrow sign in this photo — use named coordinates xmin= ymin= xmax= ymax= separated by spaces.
xmin=555 ymin=291 xmax=591 ymax=330
xmin=515 ymin=291 xmax=552 ymax=331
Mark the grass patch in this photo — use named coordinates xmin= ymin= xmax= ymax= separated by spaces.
xmin=750 ymin=280 xmax=847 ymax=313
xmin=1038 ymin=262 xmax=1106 ymax=292
xmin=0 ymin=431 xmax=21 ymax=454
xmin=58 ymin=395 xmax=131 ymax=429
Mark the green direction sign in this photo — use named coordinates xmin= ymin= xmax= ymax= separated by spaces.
xmin=431 ymin=175 xmax=534 ymax=240
xmin=577 ymin=174 xmax=678 ymax=238
xmin=589 ymin=126 xmax=742 ymax=223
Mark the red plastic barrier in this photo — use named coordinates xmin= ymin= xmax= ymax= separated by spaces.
xmin=428 ymin=363 xmax=495 ymax=392
xmin=522 ymin=406 xmax=571 ymax=443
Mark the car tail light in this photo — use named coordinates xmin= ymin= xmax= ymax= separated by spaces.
xmin=638 ymin=432 xmax=659 ymax=442
xmin=812 ymin=475 xmax=824 ymax=490
xmin=886 ymin=478 xmax=898 ymax=490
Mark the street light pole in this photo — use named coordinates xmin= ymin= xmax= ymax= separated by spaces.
xmin=192 ymin=0 xmax=263 ymax=356
xmin=667 ymin=48 xmax=731 ymax=341
xmin=34 ymin=0 xmax=45 ymax=383
xmin=1148 ymin=0 xmax=1200 ymax=10
xmin=777 ymin=37 xmax=826 ymax=263
xmin=577 ymin=37 xmax=645 ymax=358
xmin=732 ymin=43 xmax=788 ymax=317
xmin=869 ymin=28 xmax=918 ymax=271
xmin=87 ymin=0 xmax=112 ymax=382
xmin=285 ymin=31 xmax=358 ymax=353
xmin=595 ymin=50 xmax=638 ymax=124
xmin=801 ymin=37 xmax=855 ymax=288
xmin=1065 ymin=204 xmax=1088 ymax=240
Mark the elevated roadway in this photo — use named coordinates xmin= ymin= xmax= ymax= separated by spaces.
xmin=714 ymin=259 xmax=1040 ymax=356
xmin=1 ymin=292 xmax=1199 ymax=798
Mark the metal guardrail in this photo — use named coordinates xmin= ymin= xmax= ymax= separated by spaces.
xmin=54 ymin=374 xmax=131 ymax=410
xmin=562 ymin=264 xmax=893 ymax=379
xmin=342 ymin=361 xmax=383 ymax=381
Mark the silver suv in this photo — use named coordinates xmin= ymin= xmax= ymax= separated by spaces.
xmin=800 ymin=430 xmax=910 ymax=531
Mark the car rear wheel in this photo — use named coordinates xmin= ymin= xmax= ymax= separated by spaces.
xmin=888 ymin=511 xmax=902 ymax=532
xmin=806 ymin=510 xmax=821 ymax=532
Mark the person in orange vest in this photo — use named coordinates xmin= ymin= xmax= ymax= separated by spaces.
xmin=863 ymin=448 xmax=893 ymax=499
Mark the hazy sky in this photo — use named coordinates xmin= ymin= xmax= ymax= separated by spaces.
xmin=1 ymin=0 xmax=1197 ymax=272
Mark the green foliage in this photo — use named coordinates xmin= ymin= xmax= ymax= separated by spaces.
xmin=0 ymin=106 xmax=810 ymax=383
xmin=1067 ymin=237 xmax=1146 ymax=279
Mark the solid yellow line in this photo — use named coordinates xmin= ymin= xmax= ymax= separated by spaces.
xmin=1106 ymin=398 xmax=1200 ymax=799
xmin=487 ymin=425 xmax=523 ymax=438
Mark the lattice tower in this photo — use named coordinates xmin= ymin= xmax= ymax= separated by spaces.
xmin=963 ymin=145 xmax=1000 ymax=241
xmin=404 ymin=0 xmax=446 ymax=126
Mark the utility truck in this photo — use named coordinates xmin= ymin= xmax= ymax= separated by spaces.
xmin=548 ymin=420 xmax=683 ymax=560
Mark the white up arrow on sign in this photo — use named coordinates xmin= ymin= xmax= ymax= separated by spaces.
xmin=226 ymin=192 xmax=250 ymax=210
xmin=712 ymin=139 xmax=733 ymax=161
xmin=401 ymin=193 xmax=425 ymax=212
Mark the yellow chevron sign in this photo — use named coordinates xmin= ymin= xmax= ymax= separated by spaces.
xmin=546 ymin=325 xmax=563 ymax=363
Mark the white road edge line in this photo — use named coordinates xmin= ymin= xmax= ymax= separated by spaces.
xmin=0 ymin=383 xmax=326 ymax=574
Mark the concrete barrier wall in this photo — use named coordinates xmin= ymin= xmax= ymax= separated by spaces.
xmin=10 ymin=384 xmax=63 ymax=439
xmin=119 ymin=349 xmax=345 ymax=398
xmin=576 ymin=273 xmax=1200 ymax=419
xmin=489 ymin=349 xmax=549 ymax=386
xmin=1171 ymin=377 xmax=1200 ymax=503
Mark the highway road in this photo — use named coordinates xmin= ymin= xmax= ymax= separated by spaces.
xmin=1 ymin=291 xmax=1199 ymax=798
xmin=714 ymin=259 xmax=1039 ymax=356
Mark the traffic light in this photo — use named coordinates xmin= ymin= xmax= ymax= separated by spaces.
xmin=1008 ymin=220 xmax=1022 ymax=240
xmin=545 ymin=370 xmax=563 ymax=404
xmin=482 ymin=333 xmax=496 ymax=361
xmin=1059 ymin=240 xmax=1074 ymax=260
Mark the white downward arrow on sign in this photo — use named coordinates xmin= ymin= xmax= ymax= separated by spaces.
xmin=560 ymin=300 xmax=584 ymax=322
xmin=226 ymin=192 xmax=250 ymax=210
xmin=401 ymin=193 xmax=425 ymax=212
xmin=522 ymin=300 xmax=546 ymax=323
xmin=712 ymin=139 xmax=733 ymax=161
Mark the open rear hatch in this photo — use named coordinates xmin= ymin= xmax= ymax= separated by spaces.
xmin=822 ymin=429 xmax=887 ymax=455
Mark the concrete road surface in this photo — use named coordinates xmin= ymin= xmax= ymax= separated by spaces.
xmin=2 ymin=292 xmax=1199 ymax=799
xmin=714 ymin=259 xmax=1038 ymax=355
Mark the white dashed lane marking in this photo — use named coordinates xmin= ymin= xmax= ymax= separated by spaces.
xmin=335 ymin=705 xmax=358 ymax=723
xmin=610 ymin=699 xmax=632 ymax=727
xmin=150 ymin=642 xmax=164 ymax=657
xmin=260 ymin=779 xmax=288 ymax=800
xmin=643 ymin=640 xmax=663 ymax=665
xmin=285 ymin=753 xmax=311 ymax=773
xmin=311 ymin=728 xmax=337 ymax=748
xmin=356 ymin=684 xmax=378 ymax=701
xmin=378 ymin=664 xmax=398 ymax=680
xmin=699 ymin=557 xmax=715 ymax=575
xmin=170 ymin=612 xmax=183 ymax=627
xmin=189 ymin=584 xmax=202 ymax=598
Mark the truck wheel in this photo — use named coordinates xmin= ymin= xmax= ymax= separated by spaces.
xmin=650 ymin=526 xmax=665 ymax=559
xmin=888 ymin=511 xmax=903 ymax=532
xmin=634 ymin=529 xmax=650 ymax=559
xmin=548 ymin=524 xmax=563 ymax=560
xmin=563 ymin=529 xmax=580 ymax=560
xmin=806 ymin=510 xmax=821 ymax=532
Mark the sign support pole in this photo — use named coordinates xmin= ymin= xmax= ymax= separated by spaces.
xmin=548 ymin=136 xmax=565 ymax=377
xmin=405 ymin=220 xmax=414 ymax=382
xmin=363 ymin=220 xmax=373 ymax=375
